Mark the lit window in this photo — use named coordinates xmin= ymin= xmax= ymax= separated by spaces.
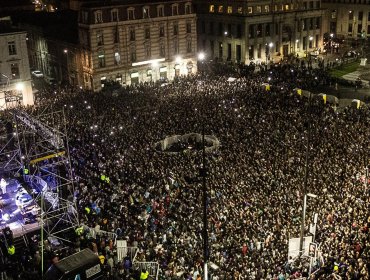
xmin=98 ymin=52 xmax=105 ymax=68
xmin=227 ymin=6 xmax=232 ymax=14
xmin=114 ymin=52 xmax=120 ymax=65
xmin=256 ymin=6 xmax=261 ymax=13
xmin=264 ymin=5 xmax=269 ymax=12
xmin=218 ymin=5 xmax=223 ymax=13
xmin=285 ymin=4 xmax=289 ymax=10
xmin=159 ymin=25 xmax=165 ymax=37
xmin=248 ymin=7 xmax=253 ymax=14
xmin=237 ymin=7 xmax=243 ymax=14
xmin=209 ymin=5 xmax=214 ymax=13
xmin=11 ymin=63 xmax=20 ymax=79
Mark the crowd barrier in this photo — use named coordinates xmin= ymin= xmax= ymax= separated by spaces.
xmin=133 ymin=261 xmax=159 ymax=280
xmin=87 ymin=227 xmax=117 ymax=245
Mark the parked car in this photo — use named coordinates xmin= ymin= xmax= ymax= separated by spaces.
xmin=31 ymin=70 xmax=43 ymax=78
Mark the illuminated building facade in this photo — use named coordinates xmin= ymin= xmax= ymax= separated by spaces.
xmin=78 ymin=0 xmax=197 ymax=90
xmin=196 ymin=0 xmax=326 ymax=64
xmin=322 ymin=0 xmax=370 ymax=39
xmin=0 ymin=23 xmax=34 ymax=108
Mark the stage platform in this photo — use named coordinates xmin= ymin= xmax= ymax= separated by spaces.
xmin=0 ymin=178 xmax=40 ymax=238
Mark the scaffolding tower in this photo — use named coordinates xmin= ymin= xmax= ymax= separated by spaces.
xmin=0 ymin=91 xmax=79 ymax=243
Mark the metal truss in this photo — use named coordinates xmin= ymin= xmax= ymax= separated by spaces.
xmin=1 ymin=92 xmax=79 ymax=243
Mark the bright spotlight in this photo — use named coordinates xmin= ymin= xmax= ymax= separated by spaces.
xmin=198 ymin=52 xmax=205 ymax=61
xmin=15 ymin=83 xmax=24 ymax=91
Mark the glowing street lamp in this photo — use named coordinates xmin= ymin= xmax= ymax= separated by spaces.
xmin=198 ymin=52 xmax=205 ymax=61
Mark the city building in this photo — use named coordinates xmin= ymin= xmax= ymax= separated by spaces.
xmin=0 ymin=22 xmax=34 ymax=108
xmin=78 ymin=0 xmax=198 ymax=90
xmin=196 ymin=0 xmax=326 ymax=65
xmin=322 ymin=0 xmax=370 ymax=40
xmin=13 ymin=11 xmax=81 ymax=87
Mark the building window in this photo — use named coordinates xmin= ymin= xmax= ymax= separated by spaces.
xmin=143 ymin=6 xmax=150 ymax=18
xmin=265 ymin=5 xmax=269 ymax=12
xmin=359 ymin=11 xmax=363 ymax=21
xmin=128 ymin=8 xmax=135 ymax=20
xmin=349 ymin=11 xmax=353 ymax=21
xmin=130 ymin=48 xmax=136 ymax=62
xmin=158 ymin=5 xmax=164 ymax=17
xmin=159 ymin=25 xmax=165 ymax=37
xmin=237 ymin=7 xmax=243 ymax=14
xmin=173 ymin=24 xmax=178 ymax=35
xmin=98 ymin=52 xmax=105 ymax=67
xmin=111 ymin=9 xmax=118 ymax=21
xmin=11 ymin=63 xmax=20 ymax=79
xmin=114 ymin=51 xmax=120 ymax=65
xmin=185 ymin=3 xmax=191 ymax=14
xmin=81 ymin=11 xmax=89 ymax=23
xmin=209 ymin=5 xmax=215 ymax=13
xmin=94 ymin=10 xmax=103 ymax=23
xmin=113 ymin=27 xmax=119 ymax=43
xmin=218 ymin=6 xmax=224 ymax=13
xmin=8 ymin=41 xmax=16 ymax=55
xmin=348 ymin=23 xmax=353 ymax=33
xmin=97 ymin=31 xmax=104 ymax=46
xmin=101 ymin=76 xmax=106 ymax=88
xmin=174 ymin=40 xmax=179 ymax=54
xmin=218 ymin=22 xmax=223 ymax=36
xmin=248 ymin=7 xmax=253 ymax=14
xmin=227 ymin=6 xmax=232 ymax=14
xmin=209 ymin=22 xmax=214 ymax=35
xmin=145 ymin=43 xmax=151 ymax=59
xmin=256 ymin=6 xmax=261 ymax=13
xmin=186 ymin=22 xmax=191 ymax=33
xmin=187 ymin=39 xmax=192 ymax=53
xmin=285 ymin=4 xmax=289 ymax=10
xmin=130 ymin=28 xmax=135 ymax=41
xmin=145 ymin=27 xmax=150 ymax=39
xmin=160 ymin=42 xmax=165 ymax=57
xmin=172 ymin=4 xmax=178 ymax=15
xmin=368 ymin=12 xmax=370 ymax=21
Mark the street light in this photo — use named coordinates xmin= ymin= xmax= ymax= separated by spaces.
xmin=198 ymin=52 xmax=205 ymax=61
xmin=265 ymin=42 xmax=273 ymax=68
xmin=198 ymin=52 xmax=206 ymax=74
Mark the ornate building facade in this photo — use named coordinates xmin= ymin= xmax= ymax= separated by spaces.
xmin=196 ymin=0 xmax=326 ymax=64
xmin=322 ymin=0 xmax=370 ymax=39
xmin=0 ymin=23 xmax=34 ymax=108
xmin=78 ymin=0 xmax=198 ymax=90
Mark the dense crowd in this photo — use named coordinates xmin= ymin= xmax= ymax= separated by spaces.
xmin=2 ymin=59 xmax=370 ymax=279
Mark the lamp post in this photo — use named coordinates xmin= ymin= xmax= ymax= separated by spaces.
xmin=63 ymin=49 xmax=69 ymax=85
xmin=265 ymin=42 xmax=273 ymax=69
xmin=299 ymin=94 xmax=313 ymax=256
xmin=196 ymin=79 xmax=208 ymax=280
xmin=198 ymin=52 xmax=205 ymax=74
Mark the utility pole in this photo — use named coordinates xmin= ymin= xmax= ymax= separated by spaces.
xmin=299 ymin=94 xmax=313 ymax=255
xmin=202 ymin=124 xmax=208 ymax=280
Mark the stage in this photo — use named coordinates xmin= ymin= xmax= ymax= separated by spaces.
xmin=0 ymin=178 xmax=40 ymax=237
